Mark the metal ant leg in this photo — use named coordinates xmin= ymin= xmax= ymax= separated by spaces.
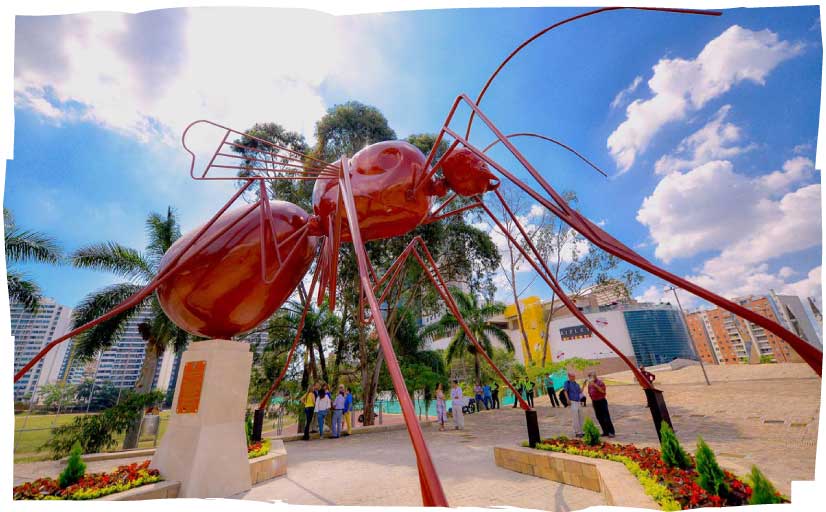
xmin=339 ymin=158 xmax=448 ymax=507
xmin=253 ymin=240 xmax=326 ymax=441
xmin=437 ymin=94 xmax=822 ymax=378
xmin=477 ymin=194 xmax=674 ymax=437
xmin=14 ymin=179 xmax=258 ymax=383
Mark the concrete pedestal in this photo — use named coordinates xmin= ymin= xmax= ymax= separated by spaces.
xmin=151 ymin=340 xmax=253 ymax=498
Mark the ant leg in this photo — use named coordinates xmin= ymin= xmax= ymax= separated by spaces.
xmin=339 ymin=155 xmax=448 ymax=507
xmin=257 ymin=240 xmax=326 ymax=412
xmin=443 ymin=94 xmax=822 ymax=377
xmin=14 ymin=180 xmax=258 ymax=383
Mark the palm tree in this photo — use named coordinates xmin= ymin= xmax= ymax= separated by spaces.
xmin=421 ymin=289 xmax=513 ymax=383
xmin=265 ymin=298 xmax=340 ymax=390
xmin=70 ymin=207 xmax=189 ymax=448
xmin=4 ymin=208 xmax=62 ymax=312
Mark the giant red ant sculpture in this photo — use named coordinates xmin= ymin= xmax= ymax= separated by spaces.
xmin=14 ymin=6 xmax=823 ymax=507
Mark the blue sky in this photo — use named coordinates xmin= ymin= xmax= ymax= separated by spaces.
xmin=5 ymin=5 xmax=823 ymax=311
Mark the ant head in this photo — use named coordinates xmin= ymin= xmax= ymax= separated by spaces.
xmin=436 ymin=147 xmax=499 ymax=197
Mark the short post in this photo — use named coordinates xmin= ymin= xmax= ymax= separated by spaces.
xmin=644 ymin=388 xmax=672 ymax=440
xmin=252 ymin=408 xmax=265 ymax=442
xmin=379 ymin=402 xmax=383 ymax=425
xmin=525 ymin=409 xmax=541 ymax=448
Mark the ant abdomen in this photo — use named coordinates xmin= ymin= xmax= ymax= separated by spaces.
xmin=157 ymin=200 xmax=318 ymax=339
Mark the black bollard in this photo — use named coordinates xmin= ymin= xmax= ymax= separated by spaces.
xmin=525 ymin=409 xmax=541 ymax=448
xmin=644 ymin=388 xmax=672 ymax=440
xmin=252 ymin=408 xmax=265 ymax=442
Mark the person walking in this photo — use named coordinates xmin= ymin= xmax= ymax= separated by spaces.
xmin=343 ymin=387 xmax=353 ymax=435
xmin=302 ymin=382 xmax=319 ymax=441
xmin=562 ymin=372 xmax=584 ymax=437
xmin=451 ymin=380 xmax=464 ymax=430
xmin=491 ymin=382 xmax=500 ymax=409
xmin=640 ymin=365 xmax=656 ymax=385
xmin=512 ymin=380 xmax=525 ymax=408
xmin=545 ymin=373 xmax=560 ymax=407
xmin=331 ymin=385 xmax=346 ymax=438
xmin=315 ymin=384 xmax=332 ymax=438
xmin=527 ymin=380 xmax=536 ymax=408
xmin=482 ymin=382 xmax=492 ymax=410
xmin=436 ymin=383 xmax=447 ymax=431
xmin=474 ymin=382 xmax=485 ymax=412
xmin=587 ymin=371 xmax=615 ymax=437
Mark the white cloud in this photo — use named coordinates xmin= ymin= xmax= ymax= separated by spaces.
xmin=14 ymin=9 xmax=397 ymax=146
xmin=793 ymin=142 xmax=814 ymax=155
xmin=778 ymin=266 xmax=797 ymax=279
xmin=758 ymin=156 xmax=815 ymax=194
xmin=654 ymin=105 xmax=755 ymax=176
xmin=610 ymin=75 xmax=642 ymax=110
xmin=782 ymin=266 xmax=822 ymax=300
xmin=608 ymin=25 xmax=802 ymax=173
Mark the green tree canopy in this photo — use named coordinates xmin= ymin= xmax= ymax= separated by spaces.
xmin=4 ymin=208 xmax=63 ymax=312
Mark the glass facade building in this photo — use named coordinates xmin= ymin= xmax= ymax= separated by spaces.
xmin=623 ymin=308 xmax=695 ymax=367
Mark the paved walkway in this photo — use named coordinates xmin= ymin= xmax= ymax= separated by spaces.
xmin=234 ymin=409 xmax=603 ymax=510
xmin=14 ymin=363 xmax=819 ymax=507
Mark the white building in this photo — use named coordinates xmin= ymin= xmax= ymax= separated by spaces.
xmin=91 ymin=306 xmax=174 ymax=391
xmin=11 ymin=298 xmax=74 ymax=402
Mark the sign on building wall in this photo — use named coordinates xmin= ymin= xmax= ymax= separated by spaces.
xmin=560 ymin=324 xmax=592 ymax=341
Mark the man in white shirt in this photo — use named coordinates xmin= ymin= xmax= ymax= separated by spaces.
xmin=451 ymin=380 xmax=464 ymax=430
xmin=332 ymin=384 xmax=347 ymax=438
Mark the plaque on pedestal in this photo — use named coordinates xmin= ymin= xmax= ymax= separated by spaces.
xmin=151 ymin=340 xmax=253 ymax=498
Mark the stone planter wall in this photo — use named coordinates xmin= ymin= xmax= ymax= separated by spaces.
xmin=494 ymin=446 xmax=659 ymax=510
xmin=249 ymin=440 xmax=287 ymax=485
xmin=96 ymin=481 xmax=180 ymax=500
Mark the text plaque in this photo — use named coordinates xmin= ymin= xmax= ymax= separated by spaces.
xmin=177 ymin=360 xmax=207 ymax=414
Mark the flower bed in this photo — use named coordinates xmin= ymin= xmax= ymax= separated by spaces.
xmin=533 ymin=437 xmax=787 ymax=509
xmin=13 ymin=460 xmax=162 ymax=500
xmin=248 ymin=439 xmax=271 ymax=459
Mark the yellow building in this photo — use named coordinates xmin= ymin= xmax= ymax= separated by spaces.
xmin=503 ymin=296 xmax=548 ymax=366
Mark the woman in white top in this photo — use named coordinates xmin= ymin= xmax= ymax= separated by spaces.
xmin=314 ymin=384 xmax=332 ymax=438
xmin=450 ymin=380 xmax=464 ymax=430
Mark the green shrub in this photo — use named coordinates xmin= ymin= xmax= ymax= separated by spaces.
xmin=582 ymin=417 xmax=601 ymax=446
xmin=748 ymin=466 xmax=783 ymax=505
xmin=695 ymin=437 xmax=728 ymax=497
xmin=659 ymin=421 xmax=692 ymax=469
xmin=245 ymin=411 xmax=253 ymax=444
xmin=42 ymin=391 xmax=164 ymax=459
xmin=58 ymin=442 xmax=86 ymax=488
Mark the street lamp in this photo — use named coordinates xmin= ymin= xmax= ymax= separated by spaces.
xmin=665 ymin=286 xmax=711 ymax=386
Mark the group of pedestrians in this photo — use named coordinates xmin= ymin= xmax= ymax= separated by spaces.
xmin=435 ymin=379 xmax=505 ymax=431
xmin=302 ymin=382 xmax=354 ymax=440
xmin=510 ymin=379 xmax=537 ymax=408
xmin=560 ymin=370 xmax=615 ymax=438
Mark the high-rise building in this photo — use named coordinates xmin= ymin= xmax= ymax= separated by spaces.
xmin=89 ymin=306 xmax=173 ymax=391
xmin=685 ymin=292 xmax=822 ymax=365
xmin=11 ymin=298 xmax=73 ymax=402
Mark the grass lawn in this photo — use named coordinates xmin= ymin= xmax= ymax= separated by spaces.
xmin=13 ymin=410 xmax=171 ymax=463
xmin=14 ymin=410 xmax=297 ymax=463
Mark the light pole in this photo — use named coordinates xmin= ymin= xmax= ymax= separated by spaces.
xmin=665 ymin=285 xmax=711 ymax=386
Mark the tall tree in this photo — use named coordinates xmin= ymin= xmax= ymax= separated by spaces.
xmin=314 ymin=101 xmax=397 ymax=162
xmin=533 ymin=191 xmax=643 ymax=366
xmin=421 ymin=289 xmax=513 ymax=383
xmin=488 ymin=185 xmax=549 ymax=365
xmin=4 ymin=208 xmax=63 ymax=312
xmin=69 ymin=207 xmax=189 ymax=448
xmin=230 ymin=122 xmax=313 ymax=210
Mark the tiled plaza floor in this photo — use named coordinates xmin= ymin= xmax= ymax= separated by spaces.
xmin=236 ymin=363 xmax=819 ymax=506
xmin=14 ymin=363 xmax=820 ymax=509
